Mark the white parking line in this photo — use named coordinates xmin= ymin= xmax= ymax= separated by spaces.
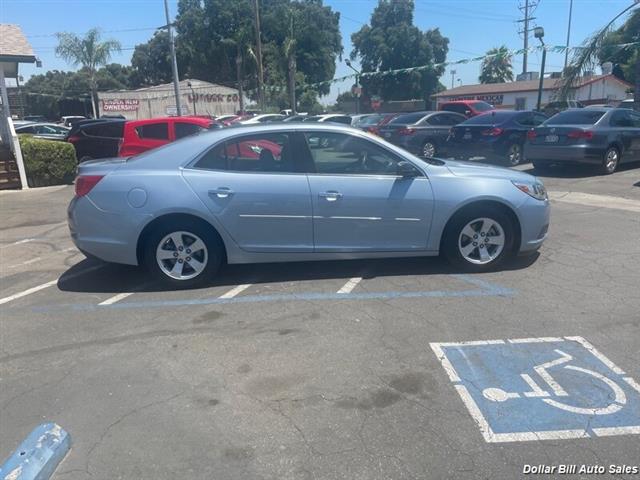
xmin=4 ymin=248 xmax=77 ymax=270
xmin=0 ymin=264 xmax=104 ymax=306
xmin=98 ymin=292 xmax=135 ymax=306
xmin=0 ymin=280 xmax=58 ymax=305
xmin=549 ymin=191 xmax=640 ymax=213
xmin=337 ymin=277 xmax=362 ymax=294
xmin=219 ymin=284 xmax=252 ymax=299
xmin=1 ymin=238 xmax=35 ymax=249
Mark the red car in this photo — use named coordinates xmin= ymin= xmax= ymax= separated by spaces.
xmin=118 ymin=116 xmax=216 ymax=157
xmin=438 ymin=100 xmax=494 ymax=118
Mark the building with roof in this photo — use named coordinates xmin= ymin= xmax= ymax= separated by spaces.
xmin=1 ymin=24 xmax=38 ymax=189
xmin=97 ymin=79 xmax=244 ymax=120
xmin=433 ymin=74 xmax=632 ymax=110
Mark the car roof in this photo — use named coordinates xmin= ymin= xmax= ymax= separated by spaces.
xmin=441 ymin=100 xmax=487 ymax=104
xmin=126 ymin=116 xmax=211 ymax=126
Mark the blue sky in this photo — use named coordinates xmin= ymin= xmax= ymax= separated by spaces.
xmin=1 ymin=0 xmax=636 ymax=104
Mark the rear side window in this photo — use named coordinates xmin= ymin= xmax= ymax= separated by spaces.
xmin=195 ymin=133 xmax=297 ymax=173
xmin=441 ymin=104 xmax=467 ymax=115
xmin=82 ymin=122 xmax=124 ymax=138
xmin=175 ymin=122 xmax=207 ymax=139
xmin=472 ymin=102 xmax=493 ymax=112
xmin=546 ymin=110 xmax=605 ymax=125
xmin=136 ymin=122 xmax=169 ymax=140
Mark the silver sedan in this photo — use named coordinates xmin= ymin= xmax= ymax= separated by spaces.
xmin=68 ymin=124 xmax=550 ymax=287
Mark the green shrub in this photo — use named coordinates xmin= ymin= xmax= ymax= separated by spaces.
xmin=18 ymin=135 xmax=77 ymax=187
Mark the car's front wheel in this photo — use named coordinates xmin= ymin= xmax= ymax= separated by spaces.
xmin=443 ymin=208 xmax=515 ymax=272
xmin=144 ymin=221 xmax=222 ymax=288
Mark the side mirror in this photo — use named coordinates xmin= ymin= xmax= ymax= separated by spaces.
xmin=397 ymin=161 xmax=420 ymax=177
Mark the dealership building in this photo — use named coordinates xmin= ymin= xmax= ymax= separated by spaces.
xmin=97 ymin=79 xmax=243 ymax=119
xmin=433 ymin=74 xmax=632 ymax=110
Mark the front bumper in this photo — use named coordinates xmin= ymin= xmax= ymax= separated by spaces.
xmin=517 ymin=195 xmax=550 ymax=254
xmin=524 ymin=144 xmax=605 ymax=164
xmin=68 ymin=196 xmax=149 ymax=265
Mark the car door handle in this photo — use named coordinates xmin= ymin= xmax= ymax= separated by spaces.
xmin=319 ymin=191 xmax=342 ymax=201
xmin=209 ymin=187 xmax=234 ymax=199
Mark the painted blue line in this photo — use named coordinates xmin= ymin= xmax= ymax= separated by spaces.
xmin=0 ymin=423 xmax=71 ymax=480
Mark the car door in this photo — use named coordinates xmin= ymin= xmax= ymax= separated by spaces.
xmin=609 ymin=110 xmax=639 ymax=161
xmin=301 ymin=131 xmax=434 ymax=252
xmin=182 ymin=131 xmax=313 ymax=252
xmin=624 ymin=110 xmax=640 ymax=160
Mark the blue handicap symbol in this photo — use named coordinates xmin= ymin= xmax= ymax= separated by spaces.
xmin=431 ymin=337 xmax=640 ymax=442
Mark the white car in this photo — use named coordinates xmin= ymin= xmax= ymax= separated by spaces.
xmin=302 ymin=114 xmax=352 ymax=125
xmin=239 ymin=114 xmax=286 ymax=124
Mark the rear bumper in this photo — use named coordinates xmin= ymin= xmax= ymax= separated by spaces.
xmin=524 ymin=144 xmax=605 ymax=164
xmin=68 ymin=196 xmax=149 ymax=265
xmin=517 ymin=195 xmax=550 ymax=254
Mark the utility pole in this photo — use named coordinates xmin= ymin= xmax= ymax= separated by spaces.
xmin=253 ymin=0 xmax=265 ymax=111
xmin=564 ymin=0 xmax=573 ymax=70
xmin=450 ymin=69 xmax=456 ymax=89
xmin=164 ymin=0 xmax=182 ymax=116
xmin=517 ymin=0 xmax=538 ymax=75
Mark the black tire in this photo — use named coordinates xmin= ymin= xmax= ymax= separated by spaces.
xmin=143 ymin=219 xmax=222 ymax=288
xmin=600 ymin=146 xmax=620 ymax=175
xmin=421 ymin=140 xmax=437 ymax=158
xmin=442 ymin=206 xmax=515 ymax=272
xmin=532 ymin=160 xmax=552 ymax=172
xmin=505 ymin=143 xmax=523 ymax=167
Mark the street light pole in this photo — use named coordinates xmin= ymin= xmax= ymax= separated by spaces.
xmin=345 ymin=60 xmax=361 ymax=114
xmin=450 ymin=69 xmax=456 ymax=89
xmin=187 ymin=81 xmax=197 ymax=116
xmin=534 ymin=27 xmax=546 ymax=112
xmin=164 ymin=0 xmax=182 ymax=116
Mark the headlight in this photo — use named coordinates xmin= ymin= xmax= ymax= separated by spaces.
xmin=512 ymin=180 xmax=547 ymax=201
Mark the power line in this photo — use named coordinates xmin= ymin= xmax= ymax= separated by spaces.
xmin=517 ymin=0 xmax=540 ymax=73
xmin=26 ymin=26 xmax=159 ymax=38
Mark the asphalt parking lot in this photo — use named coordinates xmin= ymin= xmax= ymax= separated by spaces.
xmin=1 ymin=163 xmax=639 ymax=479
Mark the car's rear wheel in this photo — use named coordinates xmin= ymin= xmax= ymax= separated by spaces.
xmin=144 ymin=221 xmax=222 ymax=288
xmin=443 ymin=208 xmax=515 ymax=272
xmin=422 ymin=141 xmax=436 ymax=158
xmin=506 ymin=143 xmax=523 ymax=166
xmin=601 ymin=146 xmax=620 ymax=175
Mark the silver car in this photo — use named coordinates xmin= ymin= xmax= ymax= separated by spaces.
xmin=68 ymin=124 xmax=550 ymax=287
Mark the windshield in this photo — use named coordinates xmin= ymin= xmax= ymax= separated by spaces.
xmin=545 ymin=110 xmax=605 ymax=125
xmin=473 ymin=101 xmax=494 ymax=112
xmin=461 ymin=111 xmax=515 ymax=125
xmin=389 ymin=112 xmax=428 ymax=124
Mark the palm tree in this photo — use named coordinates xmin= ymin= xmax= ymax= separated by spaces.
xmin=55 ymin=28 xmax=121 ymax=118
xmin=558 ymin=3 xmax=638 ymax=109
xmin=479 ymin=46 xmax=514 ymax=84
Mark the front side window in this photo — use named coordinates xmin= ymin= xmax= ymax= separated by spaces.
xmin=304 ymin=132 xmax=409 ymax=175
xmin=195 ymin=133 xmax=295 ymax=173
xmin=136 ymin=122 xmax=169 ymax=140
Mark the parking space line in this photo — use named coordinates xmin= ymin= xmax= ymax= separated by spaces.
xmin=99 ymin=292 xmax=136 ymax=306
xmin=0 ymin=264 xmax=105 ymax=306
xmin=1 ymin=238 xmax=35 ymax=249
xmin=337 ymin=277 xmax=362 ymax=294
xmin=0 ymin=280 xmax=58 ymax=305
xmin=219 ymin=284 xmax=252 ymax=299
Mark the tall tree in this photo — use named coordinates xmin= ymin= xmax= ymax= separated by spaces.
xmin=598 ymin=9 xmax=639 ymax=88
xmin=175 ymin=0 xmax=342 ymax=109
xmin=350 ymin=0 xmax=448 ymax=105
xmin=130 ymin=31 xmax=175 ymax=87
xmin=559 ymin=4 xmax=639 ymax=110
xmin=55 ymin=28 xmax=121 ymax=117
xmin=479 ymin=46 xmax=513 ymax=84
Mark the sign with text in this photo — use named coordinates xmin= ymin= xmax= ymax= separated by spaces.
xmin=102 ymin=99 xmax=139 ymax=112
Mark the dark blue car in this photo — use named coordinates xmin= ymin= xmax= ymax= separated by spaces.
xmin=447 ymin=110 xmax=548 ymax=166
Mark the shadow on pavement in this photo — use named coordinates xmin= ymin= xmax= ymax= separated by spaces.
xmin=57 ymin=252 xmax=539 ymax=294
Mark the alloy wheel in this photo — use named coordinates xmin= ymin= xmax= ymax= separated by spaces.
xmin=507 ymin=144 xmax=522 ymax=166
xmin=422 ymin=142 xmax=436 ymax=158
xmin=604 ymin=148 xmax=619 ymax=174
xmin=458 ymin=217 xmax=505 ymax=265
xmin=156 ymin=231 xmax=208 ymax=280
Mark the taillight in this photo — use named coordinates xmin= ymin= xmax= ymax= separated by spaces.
xmin=75 ymin=175 xmax=104 ymax=197
xmin=67 ymin=135 xmax=81 ymax=144
xmin=481 ymin=127 xmax=504 ymax=136
xmin=398 ymin=127 xmax=415 ymax=135
xmin=567 ymin=130 xmax=593 ymax=140
xmin=527 ymin=130 xmax=537 ymax=141
xmin=367 ymin=126 xmax=379 ymax=135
